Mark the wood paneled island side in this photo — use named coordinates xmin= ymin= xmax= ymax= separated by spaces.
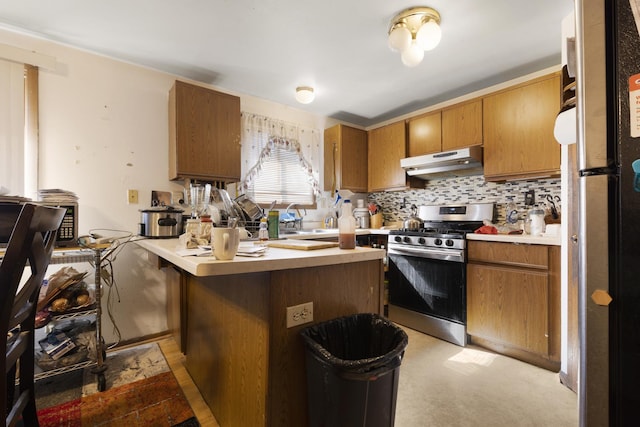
xmin=137 ymin=239 xmax=386 ymax=427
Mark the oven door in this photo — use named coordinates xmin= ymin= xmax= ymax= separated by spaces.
xmin=387 ymin=246 xmax=467 ymax=346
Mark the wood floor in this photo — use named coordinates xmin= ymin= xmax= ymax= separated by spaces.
xmin=156 ymin=337 xmax=220 ymax=427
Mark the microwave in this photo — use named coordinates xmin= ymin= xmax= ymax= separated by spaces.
xmin=0 ymin=202 xmax=78 ymax=248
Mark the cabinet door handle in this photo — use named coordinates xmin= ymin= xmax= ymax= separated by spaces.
xmin=591 ymin=289 xmax=612 ymax=306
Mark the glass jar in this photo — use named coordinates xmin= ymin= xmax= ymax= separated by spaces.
xmin=528 ymin=208 xmax=546 ymax=236
xmin=185 ymin=218 xmax=200 ymax=237
xmin=199 ymin=215 xmax=213 ymax=241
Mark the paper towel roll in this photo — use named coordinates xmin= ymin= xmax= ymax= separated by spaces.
xmin=554 ymin=107 xmax=577 ymax=145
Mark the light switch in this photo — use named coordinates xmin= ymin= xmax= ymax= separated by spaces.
xmin=127 ymin=189 xmax=139 ymax=204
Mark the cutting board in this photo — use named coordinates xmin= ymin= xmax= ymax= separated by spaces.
xmin=266 ymin=240 xmax=339 ymax=250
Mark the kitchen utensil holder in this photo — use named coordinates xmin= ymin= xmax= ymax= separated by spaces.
xmin=370 ymin=213 xmax=383 ymax=229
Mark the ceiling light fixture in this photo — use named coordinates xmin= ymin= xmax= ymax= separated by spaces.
xmin=388 ymin=7 xmax=442 ymax=67
xmin=295 ymin=86 xmax=315 ymax=104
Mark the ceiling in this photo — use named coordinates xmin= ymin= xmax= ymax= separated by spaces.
xmin=0 ymin=0 xmax=574 ymax=127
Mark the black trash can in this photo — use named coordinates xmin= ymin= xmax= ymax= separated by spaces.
xmin=300 ymin=313 xmax=409 ymax=427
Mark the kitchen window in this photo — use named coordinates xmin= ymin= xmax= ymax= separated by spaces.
xmin=240 ymin=113 xmax=320 ymax=206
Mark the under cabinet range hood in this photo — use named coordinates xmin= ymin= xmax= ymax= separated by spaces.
xmin=400 ymin=146 xmax=483 ymax=180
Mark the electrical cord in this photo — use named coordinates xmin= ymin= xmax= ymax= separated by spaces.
xmin=77 ymin=229 xmax=147 ymax=350
xmin=101 ymin=257 xmax=122 ymax=350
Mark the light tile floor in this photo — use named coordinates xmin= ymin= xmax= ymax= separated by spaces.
xmin=394 ymin=326 xmax=578 ymax=427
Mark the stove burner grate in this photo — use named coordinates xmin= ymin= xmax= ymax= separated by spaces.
xmin=390 ymin=221 xmax=483 ymax=238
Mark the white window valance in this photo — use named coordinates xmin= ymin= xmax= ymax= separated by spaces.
xmin=240 ymin=113 xmax=321 ymax=204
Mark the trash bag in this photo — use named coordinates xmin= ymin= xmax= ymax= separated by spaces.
xmin=300 ymin=313 xmax=408 ymax=427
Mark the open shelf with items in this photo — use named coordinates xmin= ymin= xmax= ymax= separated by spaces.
xmin=33 ymin=244 xmax=110 ymax=391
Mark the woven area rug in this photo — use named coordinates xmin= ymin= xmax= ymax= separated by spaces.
xmin=34 ymin=343 xmax=199 ymax=427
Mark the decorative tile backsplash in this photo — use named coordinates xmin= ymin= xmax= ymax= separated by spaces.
xmin=368 ymin=175 xmax=562 ymax=224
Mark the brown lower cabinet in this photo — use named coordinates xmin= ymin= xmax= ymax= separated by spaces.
xmin=183 ymin=260 xmax=384 ymax=427
xmin=165 ymin=265 xmax=188 ymax=354
xmin=466 ymin=240 xmax=560 ymax=371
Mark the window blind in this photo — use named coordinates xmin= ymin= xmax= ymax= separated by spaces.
xmin=249 ymin=147 xmax=314 ymax=205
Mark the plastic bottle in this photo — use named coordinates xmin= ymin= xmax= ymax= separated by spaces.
xmin=258 ymin=217 xmax=269 ymax=242
xmin=505 ymin=196 xmax=518 ymax=224
xmin=338 ymin=199 xmax=356 ymax=249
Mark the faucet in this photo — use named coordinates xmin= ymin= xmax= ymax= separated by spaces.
xmin=282 ymin=203 xmax=306 ymax=231
xmin=286 ymin=203 xmax=306 ymax=217
xmin=324 ymin=209 xmax=337 ymax=229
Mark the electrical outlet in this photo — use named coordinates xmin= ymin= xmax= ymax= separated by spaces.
xmin=286 ymin=302 xmax=313 ymax=328
xmin=524 ymin=189 xmax=535 ymax=206
xmin=127 ymin=189 xmax=139 ymax=204
xmin=172 ymin=191 xmax=185 ymax=205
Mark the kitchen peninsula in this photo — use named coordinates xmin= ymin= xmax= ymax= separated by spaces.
xmin=136 ymin=238 xmax=386 ymax=427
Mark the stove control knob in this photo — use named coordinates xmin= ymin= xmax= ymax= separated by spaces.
xmin=418 ymin=237 xmax=426 ymax=245
xmin=394 ymin=236 xmax=403 ymax=243
xmin=403 ymin=236 xmax=412 ymax=244
xmin=434 ymin=238 xmax=442 ymax=246
xmin=445 ymin=239 xmax=454 ymax=247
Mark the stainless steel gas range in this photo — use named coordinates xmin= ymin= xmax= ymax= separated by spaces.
xmin=387 ymin=203 xmax=494 ymax=346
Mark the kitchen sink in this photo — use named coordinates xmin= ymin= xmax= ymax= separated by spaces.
xmin=280 ymin=229 xmax=338 ymax=236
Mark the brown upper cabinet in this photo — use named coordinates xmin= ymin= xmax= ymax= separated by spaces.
xmin=408 ymin=111 xmax=441 ymax=156
xmin=482 ymin=73 xmax=561 ymax=181
xmin=169 ymin=80 xmax=241 ymax=182
xmin=407 ymin=99 xmax=482 ymax=157
xmin=323 ymin=124 xmax=368 ymax=193
xmin=441 ymin=99 xmax=483 ymax=151
xmin=368 ymin=121 xmax=416 ymax=192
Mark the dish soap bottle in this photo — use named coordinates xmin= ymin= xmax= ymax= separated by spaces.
xmin=258 ymin=217 xmax=269 ymax=242
xmin=505 ymin=196 xmax=518 ymax=225
xmin=338 ymin=199 xmax=356 ymax=249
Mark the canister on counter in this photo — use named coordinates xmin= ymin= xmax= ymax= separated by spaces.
xmin=353 ymin=207 xmax=370 ymax=228
xmin=185 ymin=218 xmax=200 ymax=237
xmin=268 ymin=210 xmax=279 ymax=239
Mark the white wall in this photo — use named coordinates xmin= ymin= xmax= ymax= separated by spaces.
xmin=0 ymin=28 xmax=331 ymax=344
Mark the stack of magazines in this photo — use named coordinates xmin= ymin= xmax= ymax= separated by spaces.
xmin=38 ymin=188 xmax=78 ymax=204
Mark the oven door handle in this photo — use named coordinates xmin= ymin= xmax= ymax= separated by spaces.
xmin=388 ymin=245 xmax=465 ymax=262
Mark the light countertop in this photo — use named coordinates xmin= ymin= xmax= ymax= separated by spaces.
xmin=284 ymin=227 xmax=561 ymax=246
xmin=282 ymin=227 xmax=391 ymax=240
xmin=136 ymin=238 xmax=385 ymax=277
xmin=467 ymin=232 xmax=561 ymax=246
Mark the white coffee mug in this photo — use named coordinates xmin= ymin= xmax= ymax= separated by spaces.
xmin=211 ymin=227 xmax=240 ymax=260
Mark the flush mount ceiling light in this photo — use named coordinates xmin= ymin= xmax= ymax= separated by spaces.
xmin=388 ymin=6 xmax=442 ymax=67
xmin=295 ymin=86 xmax=315 ymax=104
